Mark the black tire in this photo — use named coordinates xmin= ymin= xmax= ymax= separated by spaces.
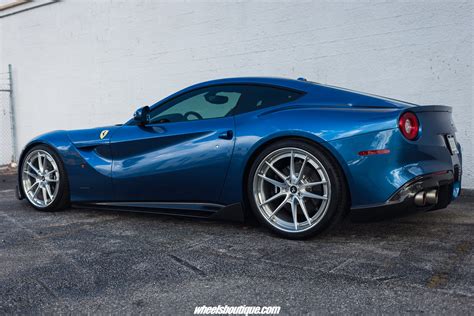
xmin=247 ymin=139 xmax=348 ymax=239
xmin=20 ymin=144 xmax=70 ymax=212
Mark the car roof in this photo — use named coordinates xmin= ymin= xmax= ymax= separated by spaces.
xmin=190 ymin=77 xmax=311 ymax=91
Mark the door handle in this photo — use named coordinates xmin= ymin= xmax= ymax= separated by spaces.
xmin=218 ymin=130 xmax=233 ymax=140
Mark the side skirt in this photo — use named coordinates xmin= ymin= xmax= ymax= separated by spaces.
xmin=72 ymin=201 xmax=245 ymax=222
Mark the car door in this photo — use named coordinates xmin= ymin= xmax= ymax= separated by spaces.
xmin=110 ymin=85 xmax=241 ymax=203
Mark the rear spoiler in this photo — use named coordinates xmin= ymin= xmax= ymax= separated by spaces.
xmin=411 ymin=105 xmax=452 ymax=113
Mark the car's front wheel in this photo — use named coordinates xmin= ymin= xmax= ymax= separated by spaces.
xmin=20 ymin=145 xmax=69 ymax=211
xmin=248 ymin=139 xmax=348 ymax=239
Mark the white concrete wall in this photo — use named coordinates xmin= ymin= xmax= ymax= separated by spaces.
xmin=0 ymin=0 xmax=473 ymax=188
xmin=0 ymin=73 xmax=14 ymax=165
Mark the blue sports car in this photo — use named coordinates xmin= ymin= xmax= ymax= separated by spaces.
xmin=17 ymin=77 xmax=462 ymax=238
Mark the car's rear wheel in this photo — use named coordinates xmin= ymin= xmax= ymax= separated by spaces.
xmin=248 ymin=139 xmax=347 ymax=239
xmin=20 ymin=145 xmax=69 ymax=211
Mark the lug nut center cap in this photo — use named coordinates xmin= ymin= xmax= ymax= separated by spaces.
xmin=290 ymin=186 xmax=298 ymax=194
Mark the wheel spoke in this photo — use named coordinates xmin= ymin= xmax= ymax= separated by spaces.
xmin=45 ymin=178 xmax=59 ymax=183
xmin=301 ymin=180 xmax=327 ymax=188
xmin=32 ymin=184 xmax=41 ymax=198
xmin=37 ymin=152 xmax=44 ymax=173
xmin=45 ymin=170 xmax=57 ymax=177
xmin=42 ymin=187 xmax=48 ymax=205
xmin=291 ymin=197 xmax=298 ymax=230
xmin=296 ymin=156 xmax=308 ymax=183
xmin=290 ymin=150 xmax=295 ymax=183
xmin=27 ymin=181 xmax=39 ymax=192
xmin=264 ymin=161 xmax=288 ymax=182
xmin=27 ymin=161 xmax=41 ymax=175
xmin=258 ymin=174 xmax=286 ymax=188
xmin=46 ymin=184 xmax=54 ymax=200
xmin=25 ymin=171 xmax=40 ymax=180
xmin=260 ymin=192 xmax=284 ymax=206
xmin=301 ymin=191 xmax=327 ymax=200
xmin=42 ymin=155 xmax=48 ymax=172
xmin=297 ymin=197 xmax=311 ymax=225
xmin=269 ymin=194 xmax=290 ymax=219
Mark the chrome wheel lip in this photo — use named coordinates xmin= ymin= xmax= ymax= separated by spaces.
xmin=252 ymin=147 xmax=331 ymax=234
xmin=22 ymin=149 xmax=60 ymax=208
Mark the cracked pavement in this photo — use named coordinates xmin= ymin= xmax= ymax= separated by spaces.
xmin=0 ymin=173 xmax=473 ymax=314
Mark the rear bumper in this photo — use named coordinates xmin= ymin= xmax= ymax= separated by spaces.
xmin=351 ymin=169 xmax=460 ymax=212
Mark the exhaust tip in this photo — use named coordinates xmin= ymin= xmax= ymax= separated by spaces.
xmin=414 ymin=191 xmax=426 ymax=206
xmin=425 ymin=189 xmax=438 ymax=205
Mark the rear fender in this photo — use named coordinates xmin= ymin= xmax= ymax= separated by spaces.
xmin=220 ymin=106 xmax=402 ymax=205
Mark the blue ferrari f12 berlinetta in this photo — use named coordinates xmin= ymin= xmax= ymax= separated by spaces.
xmin=17 ymin=77 xmax=462 ymax=238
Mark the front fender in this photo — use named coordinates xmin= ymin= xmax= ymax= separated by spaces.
xmin=18 ymin=130 xmax=115 ymax=202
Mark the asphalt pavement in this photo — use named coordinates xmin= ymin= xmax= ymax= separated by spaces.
xmin=0 ymin=172 xmax=473 ymax=314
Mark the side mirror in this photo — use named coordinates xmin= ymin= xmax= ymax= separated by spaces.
xmin=133 ymin=106 xmax=150 ymax=125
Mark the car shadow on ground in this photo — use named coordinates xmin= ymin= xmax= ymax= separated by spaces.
xmin=60 ymin=198 xmax=467 ymax=243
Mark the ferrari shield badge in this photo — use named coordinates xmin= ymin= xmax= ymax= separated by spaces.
xmin=100 ymin=130 xmax=109 ymax=139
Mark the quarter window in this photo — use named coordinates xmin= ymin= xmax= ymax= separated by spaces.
xmin=234 ymin=85 xmax=303 ymax=114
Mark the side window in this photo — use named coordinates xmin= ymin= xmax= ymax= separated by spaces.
xmin=149 ymin=87 xmax=242 ymax=124
xmin=235 ymin=85 xmax=303 ymax=114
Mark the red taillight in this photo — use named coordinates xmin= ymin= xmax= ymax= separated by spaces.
xmin=398 ymin=112 xmax=419 ymax=140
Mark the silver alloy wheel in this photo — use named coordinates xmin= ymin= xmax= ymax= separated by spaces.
xmin=252 ymin=147 xmax=331 ymax=233
xmin=22 ymin=149 xmax=60 ymax=208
